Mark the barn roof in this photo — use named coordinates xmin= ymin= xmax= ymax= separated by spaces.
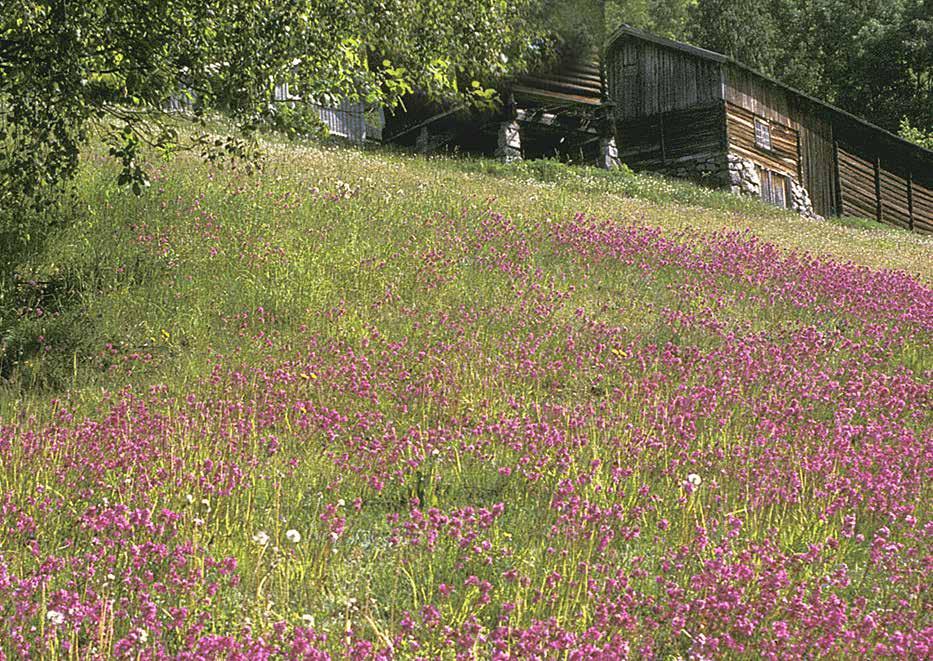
xmin=607 ymin=24 xmax=933 ymax=164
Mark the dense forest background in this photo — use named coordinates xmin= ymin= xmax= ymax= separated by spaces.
xmin=599 ymin=0 xmax=933 ymax=142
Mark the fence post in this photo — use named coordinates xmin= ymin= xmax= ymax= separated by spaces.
xmin=832 ymin=138 xmax=843 ymax=216
xmin=907 ymin=170 xmax=914 ymax=232
xmin=874 ymin=156 xmax=882 ymax=223
xmin=659 ymin=111 xmax=667 ymax=165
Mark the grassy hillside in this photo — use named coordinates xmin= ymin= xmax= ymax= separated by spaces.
xmin=1 ymin=136 xmax=931 ymax=658
xmin=4 ymin=140 xmax=930 ymax=399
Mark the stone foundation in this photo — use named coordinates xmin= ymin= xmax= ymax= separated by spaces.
xmin=646 ymin=151 xmax=821 ymax=218
xmin=727 ymin=154 xmax=821 ymax=219
xmin=727 ymin=154 xmax=761 ymax=197
xmin=788 ymin=179 xmax=818 ymax=218
xmin=654 ymin=153 xmax=731 ymax=187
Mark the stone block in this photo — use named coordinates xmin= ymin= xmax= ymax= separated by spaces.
xmin=597 ymin=137 xmax=621 ymax=170
xmin=495 ymin=120 xmax=522 ymax=163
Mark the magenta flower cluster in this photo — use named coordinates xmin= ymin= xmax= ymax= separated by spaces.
xmin=1 ymin=207 xmax=930 ymax=659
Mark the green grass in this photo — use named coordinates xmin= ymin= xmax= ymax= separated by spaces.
xmin=0 ymin=128 xmax=930 ymax=656
xmin=827 ymin=213 xmax=900 ymax=232
xmin=0 ymin=139 xmax=922 ymax=403
xmin=2 ymin=134 xmax=928 ymax=400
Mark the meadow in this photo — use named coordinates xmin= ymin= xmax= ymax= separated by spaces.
xmin=0 ymin=136 xmax=931 ymax=659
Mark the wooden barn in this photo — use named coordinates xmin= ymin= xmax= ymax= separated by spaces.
xmin=604 ymin=25 xmax=933 ymax=232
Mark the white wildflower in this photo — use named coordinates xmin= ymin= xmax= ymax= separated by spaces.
xmin=252 ymin=530 xmax=270 ymax=546
xmin=286 ymin=529 xmax=302 ymax=544
xmin=46 ymin=610 xmax=65 ymax=626
xmin=686 ymin=473 xmax=702 ymax=488
xmin=138 ymin=628 xmax=149 ymax=644
xmin=301 ymin=614 xmax=315 ymax=626
xmin=186 ymin=494 xmax=194 ymax=505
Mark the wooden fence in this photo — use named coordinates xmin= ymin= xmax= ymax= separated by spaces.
xmin=835 ymin=139 xmax=933 ymax=234
xmin=273 ymin=84 xmax=381 ymax=143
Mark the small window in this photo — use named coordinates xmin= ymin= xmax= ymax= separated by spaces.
xmin=754 ymin=118 xmax=772 ymax=151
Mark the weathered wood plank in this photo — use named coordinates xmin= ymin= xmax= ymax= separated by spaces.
xmin=605 ymin=28 xmax=932 ymax=228
xmin=606 ymin=38 xmax=723 ymax=118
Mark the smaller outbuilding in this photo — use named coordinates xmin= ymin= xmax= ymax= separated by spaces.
xmin=383 ymin=46 xmax=609 ymax=163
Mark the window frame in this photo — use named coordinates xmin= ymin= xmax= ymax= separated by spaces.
xmin=754 ymin=118 xmax=773 ymax=151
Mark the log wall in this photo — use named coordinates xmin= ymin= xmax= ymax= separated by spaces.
xmin=720 ymin=62 xmax=933 ymax=227
xmin=725 ymin=102 xmax=798 ymax=178
xmin=724 ymin=66 xmax=794 ymax=127
xmin=796 ymin=111 xmax=836 ymax=218
xmin=914 ymin=180 xmax=933 ymax=234
xmin=616 ymin=102 xmax=725 ymax=169
xmin=724 ymin=66 xmax=838 ymax=217
xmin=514 ymin=53 xmax=604 ymax=107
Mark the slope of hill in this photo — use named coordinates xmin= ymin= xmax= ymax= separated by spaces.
xmin=1 ymin=137 xmax=930 ymax=658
